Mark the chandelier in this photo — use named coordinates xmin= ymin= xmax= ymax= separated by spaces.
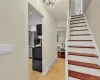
xmin=41 ymin=0 xmax=56 ymax=8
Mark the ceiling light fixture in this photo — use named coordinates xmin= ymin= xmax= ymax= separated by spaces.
xmin=41 ymin=0 xmax=56 ymax=9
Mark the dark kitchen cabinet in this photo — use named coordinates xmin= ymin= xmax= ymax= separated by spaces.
xmin=32 ymin=46 xmax=42 ymax=72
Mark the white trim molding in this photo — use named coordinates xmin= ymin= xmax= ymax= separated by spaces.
xmin=84 ymin=14 xmax=100 ymax=65
xmin=65 ymin=7 xmax=71 ymax=80
xmin=42 ymin=55 xmax=58 ymax=75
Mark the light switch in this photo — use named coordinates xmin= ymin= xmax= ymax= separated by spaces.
xmin=0 ymin=44 xmax=12 ymax=54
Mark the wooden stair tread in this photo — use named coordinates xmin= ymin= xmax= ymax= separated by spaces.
xmin=68 ymin=60 xmax=100 ymax=69
xmin=68 ymin=52 xmax=98 ymax=58
xmin=70 ymin=34 xmax=90 ymax=36
xmin=68 ymin=46 xmax=95 ymax=49
xmin=70 ymin=19 xmax=85 ymax=22
xmin=68 ymin=40 xmax=93 ymax=41
xmin=70 ymin=25 xmax=87 ymax=28
xmin=71 ymin=22 xmax=86 ymax=25
xmin=70 ymin=29 xmax=88 ymax=32
xmin=69 ymin=70 xmax=100 ymax=80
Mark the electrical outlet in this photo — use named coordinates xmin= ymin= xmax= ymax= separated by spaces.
xmin=0 ymin=44 xmax=12 ymax=54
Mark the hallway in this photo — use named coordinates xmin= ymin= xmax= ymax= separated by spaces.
xmin=29 ymin=58 xmax=65 ymax=80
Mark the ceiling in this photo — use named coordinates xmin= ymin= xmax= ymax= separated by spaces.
xmin=28 ymin=0 xmax=91 ymax=23
xmin=48 ymin=0 xmax=68 ymax=22
xmin=28 ymin=4 xmax=42 ymax=23
xmin=28 ymin=3 xmax=42 ymax=31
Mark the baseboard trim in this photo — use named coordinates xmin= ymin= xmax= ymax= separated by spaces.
xmin=42 ymin=55 xmax=58 ymax=75
xmin=84 ymin=14 xmax=100 ymax=65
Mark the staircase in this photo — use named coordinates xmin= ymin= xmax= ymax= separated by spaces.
xmin=68 ymin=14 xmax=100 ymax=80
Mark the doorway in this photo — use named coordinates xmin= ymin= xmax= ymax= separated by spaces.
xmin=75 ymin=0 xmax=84 ymax=15
xmin=28 ymin=3 xmax=43 ymax=79
xmin=28 ymin=2 xmax=65 ymax=80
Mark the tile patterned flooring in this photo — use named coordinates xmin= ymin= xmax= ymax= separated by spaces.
xmin=29 ymin=58 xmax=65 ymax=80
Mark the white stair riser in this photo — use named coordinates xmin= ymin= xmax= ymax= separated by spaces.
xmin=69 ymin=55 xmax=98 ymax=64
xmin=68 ymin=41 xmax=94 ymax=46
xmin=69 ymin=65 xmax=100 ymax=76
xmin=70 ymin=36 xmax=92 ymax=40
xmin=71 ymin=17 xmax=84 ymax=20
xmin=69 ymin=77 xmax=80 ymax=80
xmin=71 ymin=20 xmax=85 ymax=23
xmin=68 ymin=47 xmax=96 ymax=54
xmin=70 ymin=27 xmax=88 ymax=30
xmin=70 ymin=31 xmax=90 ymax=35
xmin=71 ymin=23 xmax=87 ymax=27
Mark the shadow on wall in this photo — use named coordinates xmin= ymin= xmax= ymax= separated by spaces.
xmin=70 ymin=0 xmax=75 ymax=16
xmin=84 ymin=0 xmax=92 ymax=13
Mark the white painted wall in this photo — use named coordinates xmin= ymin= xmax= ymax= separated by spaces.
xmin=57 ymin=32 xmax=66 ymax=44
xmin=85 ymin=0 xmax=100 ymax=58
xmin=57 ymin=21 xmax=67 ymax=28
xmin=0 ymin=0 xmax=28 ymax=80
xmin=71 ymin=0 xmax=75 ymax=16
xmin=84 ymin=0 xmax=91 ymax=13
xmin=28 ymin=0 xmax=57 ymax=73
xmin=57 ymin=21 xmax=66 ymax=45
